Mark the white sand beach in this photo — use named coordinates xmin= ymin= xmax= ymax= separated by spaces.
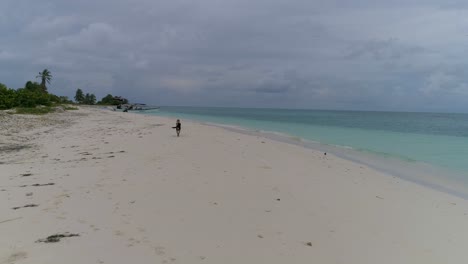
xmin=2 ymin=107 xmax=468 ymax=264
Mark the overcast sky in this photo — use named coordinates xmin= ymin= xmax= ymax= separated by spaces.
xmin=2 ymin=0 xmax=468 ymax=112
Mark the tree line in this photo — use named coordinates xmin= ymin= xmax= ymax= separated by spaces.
xmin=0 ymin=69 xmax=128 ymax=110
xmin=74 ymin=89 xmax=128 ymax=105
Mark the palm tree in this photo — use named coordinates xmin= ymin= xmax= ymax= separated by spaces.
xmin=36 ymin=69 xmax=52 ymax=93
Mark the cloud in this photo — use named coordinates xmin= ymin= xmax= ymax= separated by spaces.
xmin=344 ymin=38 xmax=426 ymax=61
xmin=421 ymin=71 xmax=468 ymax=96
xmin=160 ymin=77 xmax=203 ymax=93
xmin=22 ymin=16 xmax=81 ymax=37
xmin=1 ymin=0 xmax=468 ymax=111
xmin=0 ymin=51 xmax=16 ymax=61
xmin=49 ymin=23 xmax=122 ymax=53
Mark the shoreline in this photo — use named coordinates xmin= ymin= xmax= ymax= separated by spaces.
xmin=3 ymin=107 xmax=468 ymax=263
xmin=142 ymin=107 xmax=468 ymax=174
xmin=137 ymin=110 xmax=468 ymax=200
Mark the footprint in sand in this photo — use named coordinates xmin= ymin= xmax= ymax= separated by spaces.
xmin=161 ymin=258 xmax=176 ymax=263
xmin=114 ymin=230 xmax=124 ymax=236
xmin=154 ymin=246 xmax=166 ymax=256
xmin=5 ymin=251 xmax=27 ymax=263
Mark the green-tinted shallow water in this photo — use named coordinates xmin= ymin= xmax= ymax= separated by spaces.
xmin=141 ymin=107 xmax=468 ymax=175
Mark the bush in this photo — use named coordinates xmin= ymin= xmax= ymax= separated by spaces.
xmin=49 ymin=94 xmax=61 ymax=104
xmin=97 ymin=94 xmax=128 ymax=105
xmin=15 ymin=89 xmax=52 ymax=108
xmin=24 ymin=81 xmax=43 ymax=93
xmin=64 ymin=106 xmax=79 ymax=110
xmin=0 ymin=84 xmax=17 ymax=109
xmin=15 ymin=107 xmax=53 ymax=115
xmin=59 ymin=96 xmax=73 ymax=104
xmin=1 ymin=81 xmax=76 ymax=111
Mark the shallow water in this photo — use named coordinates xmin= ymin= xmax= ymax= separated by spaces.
xmin=143 ymin=107 xmax=468 ymax=172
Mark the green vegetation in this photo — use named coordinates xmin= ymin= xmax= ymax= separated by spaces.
xmin=64 ymin=106 xmax=79 ymax=110
xmin=74 ymin=88 xmax=85 ymax=103
xmin=1 ymin=69 xmax=75 ymax=113
xmin=36 ymin=69 xmax=52 ymax=93
xmin=84 ymin=93 xmax=96 ymax=105
xmin=74 ymin=89 xmax=97 ymax=105
xmin=97 ymin=94 xmax=128 ymax=105
xmin=1 ymin=69 xmax=129 ymax=114
xmin=0 ymin=83 xmax=17 ymax=109
xmin=15 ymin=107 xmax=54 ymax=115
xmin=74 ymin=89 xmax=128 ymax=106
xmin=0 ymin=84 xmax=53 ymax=109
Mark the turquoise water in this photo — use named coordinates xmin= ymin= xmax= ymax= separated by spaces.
xmin=142 ymin=107 xmax=468 ymax=175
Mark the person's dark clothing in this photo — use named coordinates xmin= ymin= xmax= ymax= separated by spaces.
xmin=173 ymin=120 xmax=181 ymax=137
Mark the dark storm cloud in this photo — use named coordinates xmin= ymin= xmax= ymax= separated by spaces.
xmin=2 ymin=0 xmax=468 ymax=111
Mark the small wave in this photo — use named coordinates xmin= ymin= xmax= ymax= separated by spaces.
xmin=289 ymin=136 xmax=302 ymax=142
xmin=354 ymin=148 xmax=418 ymax=163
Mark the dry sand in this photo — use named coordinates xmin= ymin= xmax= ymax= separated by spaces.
xmin=2 ymin=107 xmax=468 ymax=264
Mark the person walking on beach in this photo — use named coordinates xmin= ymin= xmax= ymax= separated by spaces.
xmin=173 ymin=119 xmax=181 ymax=137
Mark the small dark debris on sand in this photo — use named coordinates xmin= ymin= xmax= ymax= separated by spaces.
xmin=119 ymin=150 xmax=125 ymax=153
xmin=12 ymin=204 xmax=38 ymax=210
xmin=276 ymin=198 xmax=281 ymax=201
xmin=18 ymin=182 xmax=55 ymax=188
xmin=21 ymin=173 xmax=33 ymax=177
xmin=305 ymin=242 xmax=312 ymax=247
xmin=0 ymin=144 xmax=30 ymax=153
xmin=108 ymin=155 xmax=115 ymax=158
xmin=31 ymin=182 xmax=55 ymax=187
xmin=36 ymin=233 xmax=80 ymax=243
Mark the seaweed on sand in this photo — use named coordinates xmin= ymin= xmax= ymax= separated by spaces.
xmin=36 ymin=233 xmax=80 ymax=243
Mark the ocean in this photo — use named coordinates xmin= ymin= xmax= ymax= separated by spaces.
xmin=140 ymin=106 xmax=468 ymax=195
